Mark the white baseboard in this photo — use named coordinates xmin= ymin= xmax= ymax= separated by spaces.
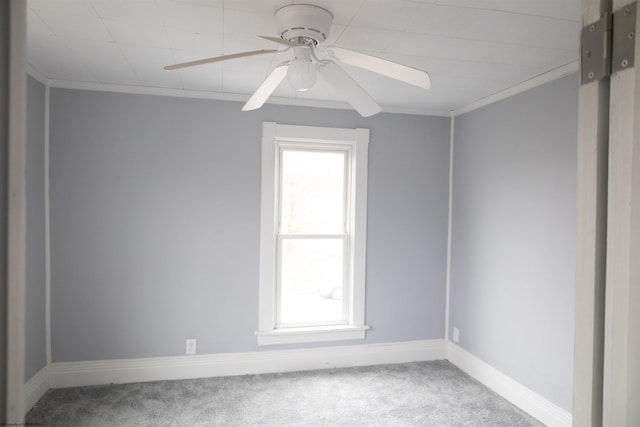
xmin=23 ymin=366 xmax=50 ymax=417
xmin=26 ymin=340 xmax=572 ymax=427
xmin=49 ymin=339 xmax=445 ymax=389
xmin=447 ymin=342 xmax=572 ymax=427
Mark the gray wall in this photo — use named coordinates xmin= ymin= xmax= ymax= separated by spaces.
xmin=49 ymin=89 xmax=450 ymax=362
xmin=25 ymin=75 xmax=47 ymax=380
xmin=449 ymin=74 xmax=578 ymax=411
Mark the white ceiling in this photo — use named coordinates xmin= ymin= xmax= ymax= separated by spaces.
xmin=27 ymin=0 xmax=581 ymax=115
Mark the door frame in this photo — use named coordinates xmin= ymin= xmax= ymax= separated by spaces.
xmin=575 ymin=0 xmax=640 ymax=425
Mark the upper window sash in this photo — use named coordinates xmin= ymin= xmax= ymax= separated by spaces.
xmin=277 ymin=145 xmax=349 ymax=236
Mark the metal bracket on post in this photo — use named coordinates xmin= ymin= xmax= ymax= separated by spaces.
xmin=581 ymin=1 xmax=637 ymax=85
xmin=612 ymin=2 xmax=636 ymax=73
xmin=581 ymin=12 xmax=612 ymax=84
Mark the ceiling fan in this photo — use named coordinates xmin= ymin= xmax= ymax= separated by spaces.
xmin=164 ymin=4 xmax=431 ymax=117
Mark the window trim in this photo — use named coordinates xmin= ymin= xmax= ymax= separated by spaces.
xmin=256 ymin=122 xmax=370 ymax=346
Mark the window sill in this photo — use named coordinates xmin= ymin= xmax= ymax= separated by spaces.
xmin=255 ymin=325 xmax=370 ymax=346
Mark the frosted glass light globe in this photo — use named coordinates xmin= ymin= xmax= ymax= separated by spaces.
xmin=287 ymin=59 xmax=317 ymax=91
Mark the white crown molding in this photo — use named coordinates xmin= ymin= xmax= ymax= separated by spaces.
xmin=23 ymin=366 xmax=49 ymax=417
xmin=26 ymin=64 xmax=49 ymax=86
xmin=373 ymin=105 xmax=451 ymax=117
xmin=49 ymin=79 xmax=251 ymax=103
xmin=48 ymin=339 xmax=445 ymax=389
xmin=45 ymin=78 xmax=451 ymax=117
xmin=447 ymin=342 xmax=572 ymax=427
xmin=453 ymin=61 xmax=580 ymax=117
xmin=32 ymin=60 xmax=579 ymax=119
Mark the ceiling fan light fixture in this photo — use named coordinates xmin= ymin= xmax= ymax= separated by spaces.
xmin=287 ymin=58 xmax=317 ymax=91
xmin=166 ymin=3 xmax=430 ymax=116
xmin=287 ymin=46 xmax=317 ymax=91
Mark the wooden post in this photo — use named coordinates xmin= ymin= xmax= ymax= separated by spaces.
xmin=602 ymin=0 xmax=640 ymax=424
xmin=2 ymin=0 xmax=27 ymax=422
xmin=573 ymin=0 xmax=611 ymax=425
xmin=0 ymin=1 xmax=9 ymax=421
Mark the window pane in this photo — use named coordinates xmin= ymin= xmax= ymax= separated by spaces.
xmin=279 ymin=239 xmax=344 ymax=325
xmin=280 ymin=150 xmax=345 ymax=234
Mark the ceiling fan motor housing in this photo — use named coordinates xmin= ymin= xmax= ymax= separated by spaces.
xmin=276 ymin=4 xmax=333 ymax=45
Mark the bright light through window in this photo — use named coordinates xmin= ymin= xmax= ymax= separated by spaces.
xmin=279 ymin=238 xmax=344 ymax=325
xmin=280 ymin=150 xmax=345 ymax=235
xmin=278 ymin=149 xmax=348 ymax=327
xmin=257 ymin=122 xmax=369 ymax=345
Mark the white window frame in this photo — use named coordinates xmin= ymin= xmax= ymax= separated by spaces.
xmin=256 ymin=122 xmax=370 ymax=346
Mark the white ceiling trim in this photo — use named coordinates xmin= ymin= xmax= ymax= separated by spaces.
xmin=29 ymin=60 xmax=579 ymax=119
xmin=44 ymin=78 xmax=453 ymax=117
xmin=27 ymin=63 xmax=49 ymax=86
xmin=453 ymin=60 xmax=579 ymax=116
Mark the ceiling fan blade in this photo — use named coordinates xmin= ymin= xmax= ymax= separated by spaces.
xmin=327 ymin=47 xmax=431 ymax=90
xmin=164 ymin=49 xmax=277 ymax=71
xmin=317 ymin=60 xmax=382 ymax=117
xmin=257 ymin=35 xmax=302 ymax=47
xmin=242 ymin=63 xmax=290 ymax=111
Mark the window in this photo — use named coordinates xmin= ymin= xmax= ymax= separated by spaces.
xmin=256 ymin=122 xmax=369 ymax=345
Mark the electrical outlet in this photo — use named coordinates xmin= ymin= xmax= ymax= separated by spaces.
xmin=452 ymin=327 xmax=459 ymax=343
xmin=186 ymin=338 xmax=196 ymax=355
